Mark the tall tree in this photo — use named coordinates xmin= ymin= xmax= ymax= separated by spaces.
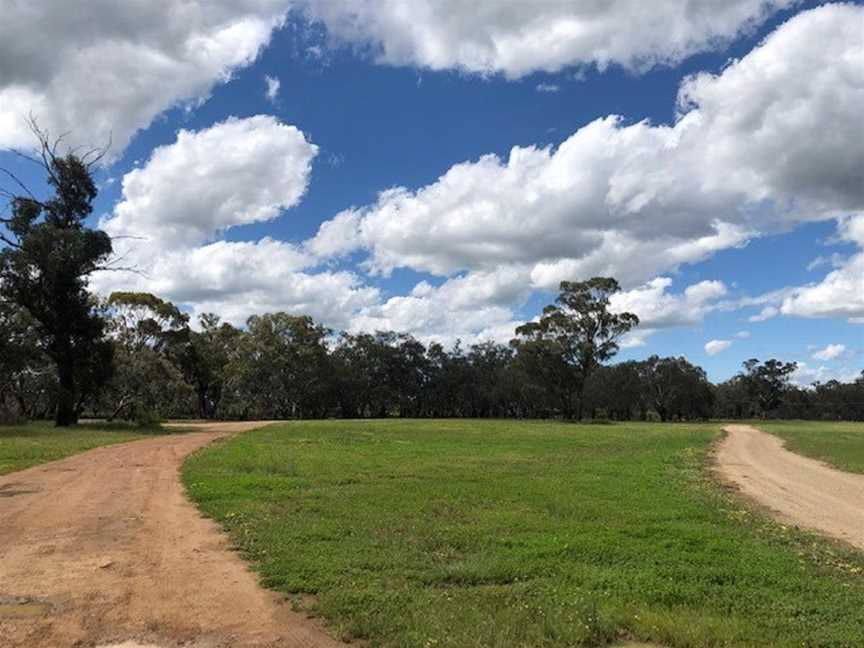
xmin=0 ymin=125 xmax=114 ymax=425
xmin=638 ymin=355 xmax=714 ymax=421
xmin=104 ymin=292 xmax=191 ymax=423
xmin=229 ymin=313 xmax=332 ymax=419
xmin=514 ymin=278 xmax=639 ymax=419
xmin=176 ymin=313 xmax=241 ymax=419
xmin=740 ymin=358 xmax=798 ymax=417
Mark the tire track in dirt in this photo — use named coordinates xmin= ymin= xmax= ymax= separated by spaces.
xmin=716 ymin=424 xmax=864 ymax=550
xmin=0 ymin=422 xmax=346 ymax=648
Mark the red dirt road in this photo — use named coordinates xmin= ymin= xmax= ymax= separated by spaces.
xmin=0 ymin=422 xmax=345 ymax=648
xmin=716 ymin=424 xmax=864 ymax=550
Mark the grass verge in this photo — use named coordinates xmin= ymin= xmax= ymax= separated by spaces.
xmin=0 ymin=420 xmax=164 ymax=475
xmin=183 ymin=419 xmax=864 ymax=647
xmin=756 ymin=420 xmax=864 ymax=473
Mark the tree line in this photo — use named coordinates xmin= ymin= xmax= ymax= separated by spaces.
xmin=2 ymin=130 xmax=862 ymax=426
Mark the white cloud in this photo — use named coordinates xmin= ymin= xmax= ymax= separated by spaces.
xmin=806 ymin=253 xmax=846 ymax=272
xmin=0 ymin=1 xmax=291 ymax=154
xmin=619 ymin=329 xmax=656 ymax=349
xmin=302 ymin=0 xmax=795 ymax=77
xmin=102 ymin=115 xmax=317 ymax=248
xmin=749 ymin=306 xmax=779 ymax=322
xmin=264 ymin=74 xmax=281 ymax=102
xmin=0 ymin=1 xmax=800 ymax=156
xmin=705 ymin=339 xmax=732 ymax=356
xmin=93 ymin=116 xmax=379 ymax=329
xmin=735 ymin=330 xmax=751 ymax=339
xmin=307 ymin=5 xmax=864 ymax=292
xmin=792 ymin=361 xmax=862 ymax=387
xmin=812 ymin=344 xmax=847 ymax=361
xmin=349 ymin=267 xmax=530 ymax=346
xmin=779 ymin=215 xmax=864 ymax=321
xmin=610 ymin=277 xmax=727 ymax=328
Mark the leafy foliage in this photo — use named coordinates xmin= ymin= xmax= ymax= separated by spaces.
xmin=0 ymin=126 xmax=113 ymax=425
xmin=514 ymin=278 xmax=639 ymax=418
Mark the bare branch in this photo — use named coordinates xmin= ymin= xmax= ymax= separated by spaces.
xmin=82 ymin=132 xmax=113 ymax=169
xmin=0 ymin=167 xmax=41 ymax=202
xmin=0 ymin=231 xmax=23 ymax=249
xmin=94 ymin=263 xmax=147 ymax=277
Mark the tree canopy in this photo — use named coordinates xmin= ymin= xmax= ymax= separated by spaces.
xmin=0 ymin=125 xmax=114 ymax=425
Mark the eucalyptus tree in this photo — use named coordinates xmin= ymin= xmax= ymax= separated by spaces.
xmin=104 ymin=292 xmax=191 ymax=422
xmin=740 ymin=358 xmax=798 ymax=417
xmin=514 ymin=278 xmax=639 ymax=419
xmin=229 ymin=313 xmax=332 ymax=419
xmin=637 ymin=355 xmax=714 ymax=421
xmin=0 ymin=124 xmax=114 ymax=425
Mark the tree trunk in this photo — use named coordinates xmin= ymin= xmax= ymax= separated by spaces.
xmin=55 ymin=360 xmax=77 ymax=426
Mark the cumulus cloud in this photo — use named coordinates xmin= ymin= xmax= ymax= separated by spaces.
xmin=93 ymin=115 xmax=379 ymax=328
xmin=705 ymin=339 xmax=732 ymax=356
xmin=812 ymin=344 xmax=847 ymax=361
xmin=610 ymin=277 xmax=727 ymax=328
xmin=103 ymin=115 xmax=317 ymax=248
xmin=307 ymin=4 xmax=864 ymax=296
xmin=301 ymin=0 xmax=795 ymax=77
xmin=778 ymin=215 xmax=864 ymax=321
xmin=735 ymin=330 xmax=751 ymax=339
xmin=1 ymin=1 xmax=799 ymax=156
xmin=792 ymin=361 xmax=863 ymax=387
xmin=606 ymin=274 xmax=731 ymax=351
xmin=0 ymin=1 xmax=291 ymax=153
xmin=350 ymin=267 xmax=531 ymax=346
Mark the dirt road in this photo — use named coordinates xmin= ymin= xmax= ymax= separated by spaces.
xmin=716 ymin=424 xmax=864 ymax=550
xmin=0 ymin=422 xmax=345 ymax=648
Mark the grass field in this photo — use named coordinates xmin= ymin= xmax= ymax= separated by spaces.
xmin=0 ymin=421 xmax=163 ymax=475
xmin=758 ymin=420 xmax=864 ymax=473
xmin=183 ymin=419 xmax=864 ymax=648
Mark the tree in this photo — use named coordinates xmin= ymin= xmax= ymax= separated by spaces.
xmin=514 ymin=278 xmax=639 ymax=419
xmin=175 ymin=313 xmax=240 ymax=419
xmin=0 ymin=299 xmax=56 ymax=421
xmin=0 ymin=125 xmax=114 ymax=425
xmin=584 ymin=361 xmax=643 ymax=420
xmin=104 ymin=292 xmax=191 ymax=423
xmin=227 ymin=313 xmax=332 ymax=419
xmin=638 ymin=355 xmax=714 ymax=421
xmin=740 ymin=358 xmax=798 ymax=417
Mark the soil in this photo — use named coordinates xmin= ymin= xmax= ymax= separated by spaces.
xmin=716 ymin=424 xmax=864 ymax=550
xmin=0 ymin=422 xmax=347 ymax=648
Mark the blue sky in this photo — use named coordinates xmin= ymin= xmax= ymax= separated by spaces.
xmin=1 ymin=1 xmax=862 ymax=383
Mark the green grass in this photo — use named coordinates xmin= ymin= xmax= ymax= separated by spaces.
xmin=183 ymin=419 xmax=864 ymax=647
xmin=758 ymin=421 xmax=864 ymax=473
xmin=0 ymin=421 xmax=164 ymax=475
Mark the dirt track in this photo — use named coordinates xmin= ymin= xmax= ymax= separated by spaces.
xmin=716 ymin=424 xmax=864 ymax=550
xmin=0 ymin=422 xmax=345 ymax=648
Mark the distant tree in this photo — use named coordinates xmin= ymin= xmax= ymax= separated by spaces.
xmin=0 ymin=299 xmax=55 ymax=421
xmin=638 ymin=355 xmax=714 ymax=421
xmin=468 ymin=341 xmax=519 ymax=418
xmin=104 ymin=292 xmax=191 ymax=423
xmin=175 ymin=313 xmax=241 ymax=419
xmin=740 ymin=358 xmax=798 ymax=417
xmin=0 ymin=124 xmax=114 ymax=425
xmin=584 ymin=361 xmax=643 ymax=420
xmin=809 ymin=374 xmax=864 ymax=421
xmin=228 ymin=313 xmax=332 ymax=419
xmin=713 ymin=375 xmax=752 ymax=419
xmin=514 ymin=278 xmax=639 ymax=419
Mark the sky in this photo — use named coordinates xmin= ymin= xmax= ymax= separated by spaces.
xmin=0 ymin=0 xmax=862 ymax=384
